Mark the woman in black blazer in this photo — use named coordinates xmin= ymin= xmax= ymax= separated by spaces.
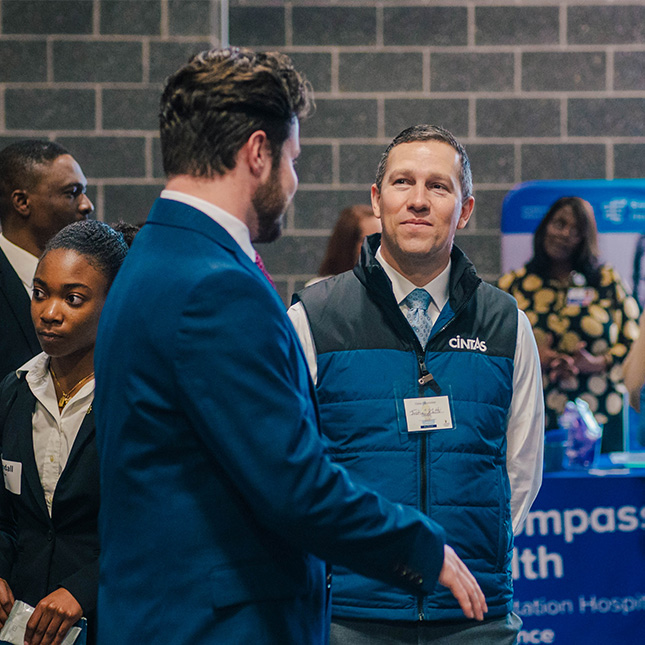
xmin=0 ymin=221 xmax=128 ymax=645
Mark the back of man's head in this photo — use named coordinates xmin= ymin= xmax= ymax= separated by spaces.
xmin=160 ymin=47 xmax=313 ymax=179
xmin=0 ymin=140 xmax=70 ymax=221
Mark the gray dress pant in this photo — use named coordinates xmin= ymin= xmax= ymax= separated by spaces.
xmin=330 ymin=612 xmax=522 ymax=644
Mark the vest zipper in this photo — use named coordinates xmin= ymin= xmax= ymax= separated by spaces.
xmin=416 ymin=354 xmax=441 ymax=394
xmin=412 ymin=286 xmax=475 ymax=622
xmin=415 ymin=348 xmax=435 ymax=623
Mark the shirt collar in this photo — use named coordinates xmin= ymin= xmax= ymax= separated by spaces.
xmin=0 ymin=233 xmax=39 ymax=295
xmin=375 ymin=246 xmax=451 ymax=311
xmin=17 ymin=351 xmax=50 ymax=380
xmin=18 ymin=352 xmax=94 ymax=418
xmin=160 ymin=190 xmax=256 ymax=262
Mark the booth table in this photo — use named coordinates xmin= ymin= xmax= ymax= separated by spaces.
xmin=513 ymin=466 xmax=645 ymax=643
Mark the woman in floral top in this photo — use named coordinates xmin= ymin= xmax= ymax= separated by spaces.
xmin=498 ymin=196 xmax=640 ymax=453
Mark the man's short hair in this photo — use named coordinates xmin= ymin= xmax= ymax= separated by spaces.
xmin=0 ymin=140 xmax=70 ymax=216
xmin=160 ymin=47 xmax=313 ymax=179
xmin=374 ymin=125 xmax=473 ymax=200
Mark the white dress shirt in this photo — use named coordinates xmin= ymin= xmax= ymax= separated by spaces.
xmin=18 ymin=353 xmax=94 ymax=517
xmin=160 ymin=190 xmax=255 ymax=262
xmin=288 ymin=248 xmax=544 ymax=534
xmin=0 ymin=233 xmax=39 ymax=296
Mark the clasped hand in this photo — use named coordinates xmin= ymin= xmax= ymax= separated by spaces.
xmin=0 ymin=579 xmax=82 ymax=645
xmin=540 ymin=340 xmax=608 ymax=383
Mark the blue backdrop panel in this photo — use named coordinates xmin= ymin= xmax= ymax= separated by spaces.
xmin=501 ymin=179 xmax=645 ymax=235
xmin=513 ymin=471 xmax=645 ymax=643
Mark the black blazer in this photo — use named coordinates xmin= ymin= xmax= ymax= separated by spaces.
xmin=0 ymin=371 xmax=99 ymax=643
xmin=0 ymin=249 xmax=40 ymax=381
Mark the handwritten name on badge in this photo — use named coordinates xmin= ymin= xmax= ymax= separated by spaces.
xmin=404 ymin=396 xmax=453 ymax=432
xmin=2 ymin=459 xmax=21 ymax=495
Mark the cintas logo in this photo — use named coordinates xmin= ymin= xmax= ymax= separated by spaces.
xmin=448 ymin=335 xmax=487 ymax=352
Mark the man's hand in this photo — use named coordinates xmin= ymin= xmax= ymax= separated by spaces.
xmin=0 ymin=577 xmax=14 ymax=627
xmin=438 ymin=545 xmax=488 ymax=621
xmin=24 ymin=588 xmax=83 ymax=645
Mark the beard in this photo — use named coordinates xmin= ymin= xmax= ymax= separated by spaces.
xmin=251 ymin=164 xmax=289 ymax=244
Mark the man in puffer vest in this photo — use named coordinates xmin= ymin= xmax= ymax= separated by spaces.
xmin=289 ymin=124 xmax=544 ymax=644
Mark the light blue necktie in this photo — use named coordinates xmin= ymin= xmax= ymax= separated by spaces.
xmin=403 ymin=288 xmax=433 ymax=347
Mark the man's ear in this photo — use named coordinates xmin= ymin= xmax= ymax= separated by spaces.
xmin=457 ymin=196 xmax=475 ymax=230
xmin=10 ymin=190 xmax=30 ymax=218
xmin=245 ymin=130 xmax=271 ymax=179
xmin=370 ymin=184 xmax=382 ymax=219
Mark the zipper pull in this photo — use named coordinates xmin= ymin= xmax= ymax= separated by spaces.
xmin=417 ymin=357 xmax=441 ymax=394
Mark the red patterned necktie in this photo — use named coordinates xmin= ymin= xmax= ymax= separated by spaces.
xmin=255 ymin=251 xmax=277 ymax=289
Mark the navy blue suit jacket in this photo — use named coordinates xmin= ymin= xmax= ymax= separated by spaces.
xmin=0 ymin=249 xmax=40 ymax=381
xmin=0 ymin=371 xmax=99 ymax=644
xmin=94 ymin=198 xmax=446 ymax=644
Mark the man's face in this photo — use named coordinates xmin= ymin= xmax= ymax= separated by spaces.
xmin=251 ymin=120 xmax=300 ymax=244
xmin=26 ymin=154 xmax=94 ymax=250
xmin=371 ymin=140 xmax=474 ymax=278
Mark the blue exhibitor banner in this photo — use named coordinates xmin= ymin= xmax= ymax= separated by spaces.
xmin=513 ymin=471 xmax=645 ymax=643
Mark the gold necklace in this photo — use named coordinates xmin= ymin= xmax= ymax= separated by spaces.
xmin=50 ymin=367 xmax=94 ymax=410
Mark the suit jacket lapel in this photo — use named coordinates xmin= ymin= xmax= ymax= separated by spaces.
xmin=12 ymin=380 xmax=50 ymax=518
xmin=0 ymin=249 xmax=39 ymax=353
xmin=61 ymin=408 xmax=94 ymax=481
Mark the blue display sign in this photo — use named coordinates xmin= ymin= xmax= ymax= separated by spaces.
xmin=502 ymin=180 xmax=645 ymax=234
xmin=513 ymin=471 xmax=645 ymax=643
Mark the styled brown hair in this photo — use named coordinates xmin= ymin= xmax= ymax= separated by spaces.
xmin=318 ymin=204 xmax=377 ymax=276
xmin=160 ymin=47 xmax=313 ymax=179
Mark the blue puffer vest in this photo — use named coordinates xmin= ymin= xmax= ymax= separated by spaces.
xmin=295 ymin=237 xmax=518 ymax=622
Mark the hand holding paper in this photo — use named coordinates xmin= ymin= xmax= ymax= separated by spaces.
xmin=23 ymin=589 xmax=82 ymax=645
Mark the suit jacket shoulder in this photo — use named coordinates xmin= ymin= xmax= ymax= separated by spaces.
xmin=0 ymin=250 xmax=40 ymax=380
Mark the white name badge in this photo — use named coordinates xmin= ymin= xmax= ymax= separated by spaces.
xmin=2 ymin=459 xmax=21 ymax=495
xmin=404 ymin=396 xmax=453 ymax=432
xmin=567 ymin=287 xmax=594 ymax=307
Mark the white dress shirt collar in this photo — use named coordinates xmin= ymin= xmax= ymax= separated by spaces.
xmin=17 ymin=352 xmax=94 ymax=517
xmin=0 ymin=233 xmax=39 ymax=296
xmin=160 ymin=190 xmax=256 ymax=262
xmin=375 ymin=246 xmax=451 ymax=313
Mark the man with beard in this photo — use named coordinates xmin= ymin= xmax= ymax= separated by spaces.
xmin=93 ymin=49 xmax=486 ymax=645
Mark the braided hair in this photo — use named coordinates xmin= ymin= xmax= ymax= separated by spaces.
xmin=41 ymin=220 xmax=129 ymax=290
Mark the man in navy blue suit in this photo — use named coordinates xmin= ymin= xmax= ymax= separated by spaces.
xmin=93 ymin=48 xmax=487 ymax=644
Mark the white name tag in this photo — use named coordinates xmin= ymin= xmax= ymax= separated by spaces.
xmin=404 ymin=396 xmax=453 ymax=432
xmin=2 ymin=459 xmax=21 ymax=495
xmin=567 ymin=287 xmax=594 ymax=307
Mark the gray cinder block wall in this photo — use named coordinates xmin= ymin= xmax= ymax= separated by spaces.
xmin=0 ymin=1 xmax=644 ymax=303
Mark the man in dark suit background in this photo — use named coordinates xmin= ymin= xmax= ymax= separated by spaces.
xmin=0 ymin=141 xmax=94 ymax=380
xmin=93 ymin=48 xmax=487 ymax=644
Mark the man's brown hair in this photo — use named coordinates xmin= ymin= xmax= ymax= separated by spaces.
xmin=160 ymin=47 xmax=313 ymax=179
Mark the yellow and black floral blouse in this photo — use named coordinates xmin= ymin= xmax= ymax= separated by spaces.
xmin=498 ymin=264 xmax=640 ymax=451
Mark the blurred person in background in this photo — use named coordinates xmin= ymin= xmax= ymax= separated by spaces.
xmin=498 ymin=196 xmax=640 ymax=453
xmin=308 ymin=204 xmax=381 ymax=286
